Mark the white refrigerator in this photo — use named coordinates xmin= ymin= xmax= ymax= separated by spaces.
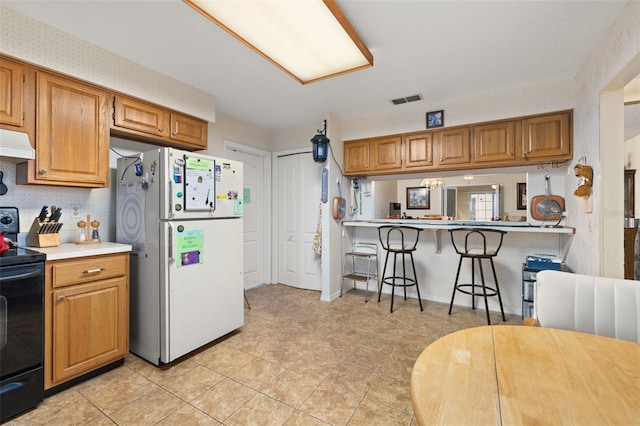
xmin=116 ymin=147 xmax=244 ymax=365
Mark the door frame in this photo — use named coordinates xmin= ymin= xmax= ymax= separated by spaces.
xmin=223 ymin=140 xmax=272 ymax=287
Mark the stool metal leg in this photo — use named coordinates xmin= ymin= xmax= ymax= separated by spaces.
xmin=490 ymin=258 xmax=507 ymax=321
xmin=477 ymin=258 xmax=491 ymax=324
xmin=410 ymin=252 xmax=423 ymax=311
xmin=471 ymin=257 xmax=476 ymax=310
xmin=244 ymin=289 xmax=251 ymax=309
xmin=378 ymin=250 xmax=391 ymax=303
xmin=449 ymin=256 xmax=464 ymax=315
xmin=390 ymin=252 xmax=398 ymax=313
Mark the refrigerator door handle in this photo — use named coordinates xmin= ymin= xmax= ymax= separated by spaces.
xmin=168 ymin=223 xmax=174 ymax=261
xmin=168 ymin=180 xmax=174 ymax=219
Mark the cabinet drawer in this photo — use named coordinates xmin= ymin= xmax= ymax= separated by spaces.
xmin=52 ymin=255 xmax=126 ymax=288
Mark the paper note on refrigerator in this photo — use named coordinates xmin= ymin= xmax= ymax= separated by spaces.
xmin=177 ymin=229 xmax=203 ymax=268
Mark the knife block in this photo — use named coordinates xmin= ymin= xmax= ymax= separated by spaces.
xmin=26 ymin=217 xmax=61 ymax=248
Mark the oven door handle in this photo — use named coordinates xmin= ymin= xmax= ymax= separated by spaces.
xmin=0 ymin=268 xmax=42 ymax=282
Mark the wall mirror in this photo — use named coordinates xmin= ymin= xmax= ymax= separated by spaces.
xmin=370 ymin=172 xmax=527 ymax=221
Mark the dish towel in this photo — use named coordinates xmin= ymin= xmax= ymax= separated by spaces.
xmin=312 ymin=202 xmax=322 ymax=262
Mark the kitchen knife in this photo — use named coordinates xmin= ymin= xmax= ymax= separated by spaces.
xmin=38 ymin=206 xmax=48 ymax=222
xmin=50 ymin=207 xmax=62 ymax=223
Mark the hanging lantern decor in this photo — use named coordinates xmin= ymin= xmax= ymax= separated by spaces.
xmin=311 ymin=119 xmax=330 ymax=163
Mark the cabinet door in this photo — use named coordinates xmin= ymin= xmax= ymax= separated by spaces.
xmin=113 ymin=95 xmax=169 ymax=137
xmin=371 ymin=136 xmax=402 ymax=171
xmin=437 ymin=127 xmax=470 ymax=166
xmin=170 ymin=112 xmax=207 ymax=148
xmin=50 ymin=277 xmax=128 ymax=385
xmin=522 ymin=112 xmax=571 ymax=160
xmin=403 ymin=133 xmax=434 ymax=169
xmin=344 ymin=139 xmax=370 ymax=174
xmin=473 ymin=121 xmax=516 ymax=164
xmin=37 ymin=72 xmax=108 ymax=186
xmin=0 ymin=58 xmax=23 ymax=127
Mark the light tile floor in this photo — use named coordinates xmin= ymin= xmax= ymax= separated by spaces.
xmin=7 ymin=284 xmax=521 ymax=425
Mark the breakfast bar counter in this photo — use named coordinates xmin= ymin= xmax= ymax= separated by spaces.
xmin=341 ymin=220 xmax=574 ymax=316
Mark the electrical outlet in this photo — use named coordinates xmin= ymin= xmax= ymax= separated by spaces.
xmin=70 ymin=204 xmax=81 ymax=219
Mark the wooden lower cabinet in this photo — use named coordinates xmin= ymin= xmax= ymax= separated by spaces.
xmin=44 ymin=253 xmax=129 ymax=390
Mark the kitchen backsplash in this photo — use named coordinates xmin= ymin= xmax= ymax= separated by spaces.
xmin=0 ymin=161 xmax=114 ymax=246
xmin=0 ymin=138 xmax=151 ymax=246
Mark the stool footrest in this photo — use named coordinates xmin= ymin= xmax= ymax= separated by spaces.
xmin=454 ymin=283 xmax=499 ymax=297
xmin=382 ymin=277 xmax=417 ymax=287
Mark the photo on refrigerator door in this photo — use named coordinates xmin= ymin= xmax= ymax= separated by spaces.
xmin=177 ymin=229 xmax=203 ymax=267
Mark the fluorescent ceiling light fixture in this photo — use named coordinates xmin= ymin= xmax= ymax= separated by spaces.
xmin=184 ymin=0 xmax=373 ymax=84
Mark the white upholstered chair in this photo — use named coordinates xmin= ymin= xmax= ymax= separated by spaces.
xmin=532 ymin=270 xmax=640 ymax=343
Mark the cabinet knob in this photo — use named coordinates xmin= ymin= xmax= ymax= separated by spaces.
xmin=523 ymin=151 xmax=529 ymax=159
xmin=57 ymin=295 xmax=65 ymax=302
xmin=39 ymin=169 xmax=47 ymax=175
xmin=159 ymin=128 xmax=164 ymax=132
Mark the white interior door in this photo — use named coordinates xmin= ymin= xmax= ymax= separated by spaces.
xmin=276 ymin=152 xmax=321 ymax=291
xmin=224 ymin=142 xmax=270 ymax=289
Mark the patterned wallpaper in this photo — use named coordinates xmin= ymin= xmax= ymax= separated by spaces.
xmin=0 ymin=6 xmax=216 ymax=245
xmin=0 ymin=6 xmax=215 ymax=122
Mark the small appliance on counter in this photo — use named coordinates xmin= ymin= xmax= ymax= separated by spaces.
xmin=26 ymin=205 xmax=63 ymax=247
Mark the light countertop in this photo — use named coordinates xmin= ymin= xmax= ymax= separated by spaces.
xmin=27 ymin=242 xmax=132 ymax=260
xmin=343 ymin=219 xmax=575 ymax=234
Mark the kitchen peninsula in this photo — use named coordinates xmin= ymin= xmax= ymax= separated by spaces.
xmin=342 ymin=220 xmax=574 ymax=317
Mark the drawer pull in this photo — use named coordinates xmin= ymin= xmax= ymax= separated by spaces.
xmin=83 ymin=267 xmax=105 ymax=274
xmin=57 ymin=295 xmax=65 ymax=302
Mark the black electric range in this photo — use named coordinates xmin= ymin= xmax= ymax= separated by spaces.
xmin=0 ymin=206 xmax=45 ymax=266
xmin=0 ymin=246 xmax=46 ymax=267
xmin=0 ymin=206 xmax=46 ymax=422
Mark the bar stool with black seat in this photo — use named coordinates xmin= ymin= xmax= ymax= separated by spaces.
xmin=341 ymin=242 xmax=379 ymax=302
xmin=377 ymin=225 xmax=424 ymax=313
xmin=448 ymin=228 xmax=507 ymax=324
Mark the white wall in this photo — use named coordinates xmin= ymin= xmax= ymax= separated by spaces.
xmin=570 ymin=0 xmax=640 ymax=276
xmin=0 ymin=7 xmax=271 ymax=245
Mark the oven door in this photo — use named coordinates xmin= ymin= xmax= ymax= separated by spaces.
xmin=0 ymin=261 xmax=44 ymax=422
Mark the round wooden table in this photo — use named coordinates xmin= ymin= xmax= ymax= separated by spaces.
xmin=411 ymin=325 xmax=640 ymax=425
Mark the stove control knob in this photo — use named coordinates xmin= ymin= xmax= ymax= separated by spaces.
xmin=0 ymin=215 xmax=12 ymax=225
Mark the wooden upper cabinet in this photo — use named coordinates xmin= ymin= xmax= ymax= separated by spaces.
xmin=344 ymin=139 xmax=370 ymax=174
xmin=112 ymin=95 xmax=208 ymax=150
xmin=522 ymin=111 xmax=571 ymax=161
xmin=170 ymin=112 xmax=207 ymax=148
xmin=0 ymin=58 xmax=23 ymax=127
xmin=436 ymin=127 xmax=471 ymax=166
xmin=113 ymin=95 xmax=169 ymax=138
xmin=403 ymin=133 xmax=434 ymax=169
xmin=345 ymin=110 xmax=572 ymax=177
xmin=472 ymin=121 xmax=517 ymax=164
xmin=30 ymin=72 xmax=108 ymax=187
xmin=371 ymin=136 xmax=402 ymax=171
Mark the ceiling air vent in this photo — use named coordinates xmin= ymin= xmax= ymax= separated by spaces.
xmin=391 ymin=94 xmax=423 ymax=105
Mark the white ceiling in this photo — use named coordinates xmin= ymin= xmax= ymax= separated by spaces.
xmin=2 ymin=0 xmax=629 ymax=131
